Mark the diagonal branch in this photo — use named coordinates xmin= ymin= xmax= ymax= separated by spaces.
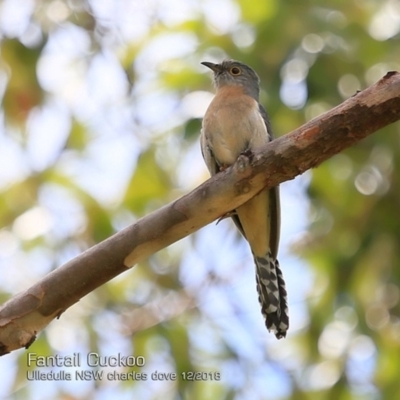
xmin=1 ymin=71 xmax=400 ymax=356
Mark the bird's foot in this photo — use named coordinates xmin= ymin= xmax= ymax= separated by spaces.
xmin=236 ymin=149 xmax=253 ymax=173
xmin=216 ymin=210 xmax=237 ymax=224
xmin=218 ymin=164 xmax=229 ymax=172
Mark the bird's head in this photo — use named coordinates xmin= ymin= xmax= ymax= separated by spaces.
xmin=201 ymin=59 xmax=261 ymax=98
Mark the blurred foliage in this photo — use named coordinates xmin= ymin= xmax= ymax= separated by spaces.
xmin=1 ymin=39 xmax=44 ymax=124
xmin=1 ymin=0 xmax=400 ymax=399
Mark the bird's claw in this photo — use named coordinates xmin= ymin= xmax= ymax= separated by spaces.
xmin=216 ymin=210 xmax=237 ymax=224
xmin=236 ymin=149 xmax=253 ymax=172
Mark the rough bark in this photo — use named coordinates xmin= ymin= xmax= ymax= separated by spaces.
xmin=1 ymin=71 xmax=400 ymax=356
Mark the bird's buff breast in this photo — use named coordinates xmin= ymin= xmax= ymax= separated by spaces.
xmin=203 ymin=89 xmax=269 ymax=167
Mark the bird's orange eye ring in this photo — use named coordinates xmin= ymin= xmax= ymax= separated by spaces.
xmin=230 ymin=66 xmax=241 ymax=76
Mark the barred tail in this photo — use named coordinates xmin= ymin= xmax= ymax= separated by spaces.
xmin=255 ymin=252 xmax=289 ymax=339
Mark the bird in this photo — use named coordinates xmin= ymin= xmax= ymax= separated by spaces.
xmin=200 ymin=59 xmax=289 ymax=339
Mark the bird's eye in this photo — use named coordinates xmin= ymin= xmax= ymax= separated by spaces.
xmin=230 ymin=66 xmax=241 ymax=76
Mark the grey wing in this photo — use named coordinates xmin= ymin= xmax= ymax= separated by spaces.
xmin=258 ymin=103 xmax=274 ymax=140
xmin=231 ymin=185 xmax=280 ymax=255
xmin=200 ymin=130 xmax=219 ymax=176
xmin=259 ymin=103 xmax=281 ymax=256
xmin=259 ymin=103 xmax=281 ymax=257
xmin=231 ymin=214 xmax=245 ymax=238
xmin=268 ymin=186 xmax=280 ymax=258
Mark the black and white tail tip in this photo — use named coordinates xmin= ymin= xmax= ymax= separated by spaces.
xmin=255 ymin=253 xmax=289 ymax=339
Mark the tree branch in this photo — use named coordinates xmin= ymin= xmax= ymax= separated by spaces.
xmin=1 ymin=71 xmax=400 ymax=356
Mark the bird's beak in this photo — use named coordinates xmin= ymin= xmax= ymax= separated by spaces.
xmin=201 ymin=61 xmax=222 ymax=73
